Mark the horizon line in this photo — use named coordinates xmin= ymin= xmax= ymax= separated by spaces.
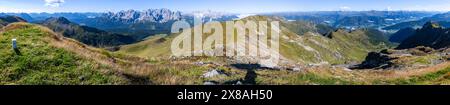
xmin=1 ymin=9 xmax=448 ymax=14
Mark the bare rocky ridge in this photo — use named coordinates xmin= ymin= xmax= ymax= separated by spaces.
xmin=353 ymin=22 xmax=450 ymax=70
xmin=102 ymin=8 xmax=182 ymax=23
xmin=354 ymin=46 xmax=448 ymax=69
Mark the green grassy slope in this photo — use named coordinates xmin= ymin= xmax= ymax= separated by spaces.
xmin=0 ymin=23 xmax=128 ymax=85
xmin=118 ymin=15 xmax=390 ymax=65
xmin=1 ymin=22 xmax=448 ymax=85
xmin=117 ymin=34 xmax=172 ymax=58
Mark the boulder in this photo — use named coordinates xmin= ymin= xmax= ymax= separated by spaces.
xmin=354 ymin=52 xmax=395 ymax=69
xmin=202 ymin=69 xmax=227 ymax=78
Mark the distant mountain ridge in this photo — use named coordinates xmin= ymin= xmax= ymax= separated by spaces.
xmin=383 ymin=12 xmax=450 ymax=30
xmin=397 ymin=22 xmax=450 ymax=49
xmin=0 ymin=16 xmax=27 ymax=29
xmin=0 ymin=13 xmax=33 ymax=21
xmin=40 ymin=17 xmax=136 ymax=47
xmin=102 ymin=8 xmax=182 ymax=23
xmin=264 ymin=11 xmax=437 ymax=29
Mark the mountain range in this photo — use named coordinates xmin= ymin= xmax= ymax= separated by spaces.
xmin=1 ymin=8 xmax=450 ymax=85
xmin=264 ymin=11 xmax=437 ymax=29
xmin=102 ymin=9 xmax=182 ymax=23
xmin=0 ymin=13 xmax=33 ymax=21
xmin=0 ymin=16 xmax=27 ymax=29
xmin=2 ymin=10 xmax=439 ymax=33
xmin=354 ymin=22 xmax=450 ymax=70
xmin=397 ymin=22 xmax=450 ymax=49
xmin=118 ymin=15 xmax=391 ymax=68
xmin=40 ymin=17 xmax=136 ymax=47
xmin=383 ymin=12 xmax=450 ymax=30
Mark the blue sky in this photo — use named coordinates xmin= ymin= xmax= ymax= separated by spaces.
xmin=0 ymin=0 xmax=449 ymax=13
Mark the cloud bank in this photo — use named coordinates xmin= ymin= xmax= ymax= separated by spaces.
xmin=45 ymin=0 xmax=65 ymax=7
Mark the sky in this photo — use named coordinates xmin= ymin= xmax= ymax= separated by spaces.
xmin=0 ymin=0 xmax=449 ymax=13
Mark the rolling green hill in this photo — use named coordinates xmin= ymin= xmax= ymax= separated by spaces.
xmin=1 ymin=22 xmax=450 ymax=85
xmin=0 ymin=22 xmax=129 ymax=85
xmin=118 ymin=15 xmax=391 ymax=65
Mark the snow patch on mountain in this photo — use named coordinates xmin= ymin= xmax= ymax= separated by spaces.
xmin=235 ymin=14 xmax=256 ymax=20
xmin=102 ymin=8 xmax=182 ymax=23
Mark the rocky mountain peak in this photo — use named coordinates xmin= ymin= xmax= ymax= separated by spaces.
xmin=102 ymin=8 xmax=182 ymax=23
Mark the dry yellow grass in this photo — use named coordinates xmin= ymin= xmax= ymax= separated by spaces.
xmin=352 ymin=62 xmax=450 ymax=80
xmin=299 ymin=61 xmax=450 ymax=84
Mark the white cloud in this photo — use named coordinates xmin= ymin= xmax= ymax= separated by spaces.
xmin=339 ymin=6 xmax=351 ymax=11
xmin=45 ymin=0 xmax=65 ymax=7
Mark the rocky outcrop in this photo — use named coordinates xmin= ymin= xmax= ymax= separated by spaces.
xmin=353 ymin=46 xmax=446 ymax=70
xmin=202 ymin=69 xmax=228 ymax=78
xmin=354 ymin=51 xmax=395 ymax=69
